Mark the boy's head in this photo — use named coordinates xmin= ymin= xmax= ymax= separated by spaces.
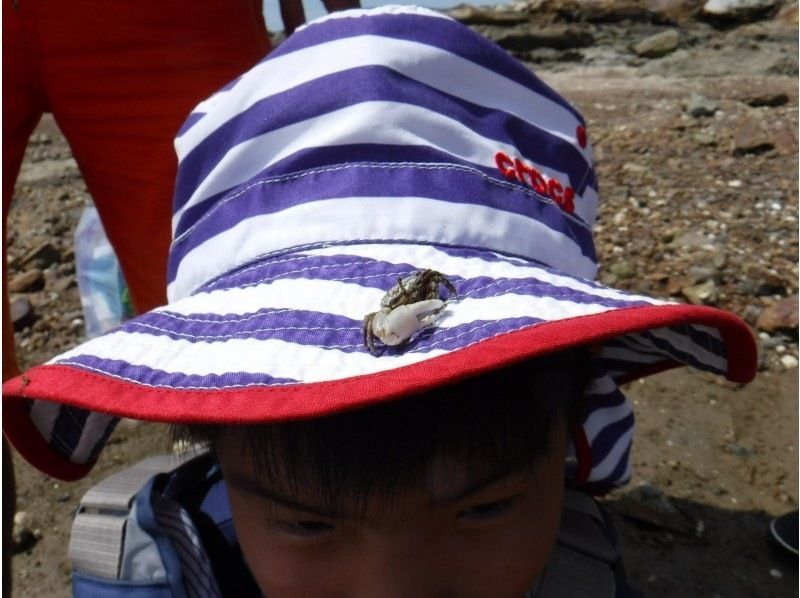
xmin=175 ymin=349 xmax=592 ymax=595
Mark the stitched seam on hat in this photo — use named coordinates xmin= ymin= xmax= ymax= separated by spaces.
xmin=203 ymin=261 xmax=411 ymax=293
xmin=54 ymin=310 xmax=681 ymax=392
xmin=171 ymin=161 xmax=592 ymax=250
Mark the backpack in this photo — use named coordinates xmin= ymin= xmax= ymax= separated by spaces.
xmin=69 ymin=452 xmax=638 ymax=597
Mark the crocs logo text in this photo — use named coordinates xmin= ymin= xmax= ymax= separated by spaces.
xmin=495 ymin=151 xmax=575 ymax=214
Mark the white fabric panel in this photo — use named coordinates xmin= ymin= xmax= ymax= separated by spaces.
xmin=169 ymin=195 xmax=598 ymax=301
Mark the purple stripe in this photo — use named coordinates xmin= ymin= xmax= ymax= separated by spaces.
xmin=199 ymin=254 xmax=645 ymax=312
xmin=590 ymin=411 xmax=634 ymax=467
xmin=128 ymin=308 xmax=361 ymax=345
xmin=175 ymin=145 xmax=503 ymax=241
xmin=271 ymin=13 xmax=584 ymax=123
xmin=168 ymin=165 xmax=596 ymax=283
xmin=174 ymin=65 xmax=594 ymax=213
xmin=176 ymin=112 xmax=205 ymax=138
xmin=59 ymin=356 xmax=299 ymax=390
xmin=49 ymin=405 xmax=89 ymax=461
xmin=88 ymin=417 xmax=119 ymax=462
xmin=639 ymin=328 xmax=725 ymax=372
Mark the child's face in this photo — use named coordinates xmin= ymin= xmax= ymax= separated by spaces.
xmin=217 ymin=425 xmax=566 ymax=597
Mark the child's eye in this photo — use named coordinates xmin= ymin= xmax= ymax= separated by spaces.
xmin=275 ymin=519 xmax=335 ymax=537
xmin=457 ymin=496 xmax=519 ymax=520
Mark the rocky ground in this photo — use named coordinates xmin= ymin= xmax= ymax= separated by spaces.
xmin=6 ymin=1 xmax=798 ymax=596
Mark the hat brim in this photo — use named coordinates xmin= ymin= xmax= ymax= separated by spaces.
xmin=3 ymin=242 xmax=756 ymax=479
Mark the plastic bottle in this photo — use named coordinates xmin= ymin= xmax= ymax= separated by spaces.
xmin=74 ymin=205 xmax=134 ymax=338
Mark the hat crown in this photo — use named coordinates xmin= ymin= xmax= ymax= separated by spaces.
xmin=167 ymin=6 xmax=599 ymax=302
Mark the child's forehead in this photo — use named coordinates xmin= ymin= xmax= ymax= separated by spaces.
xmin=221 ymin=447 xmax=547 ymax=521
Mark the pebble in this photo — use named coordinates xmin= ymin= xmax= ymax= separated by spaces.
xmin=686 ymin=92 xmax=718 ymax=117
xmin=10 ymin=296 xmax=37 ymax=331
xmin=780 ymin=355 xmax=798 ymax=369
xmin=8 ymin=269 xmax=45 ymax=293
xmin=631 ymin=29 xmax=680 ymax=58
xmin=769 ymin=568 xmax=783 ymax=579
xmin=19 ymin=241 xmax=61 ymax=270
xmin=757 ymin=295 xmax=798 ymax=333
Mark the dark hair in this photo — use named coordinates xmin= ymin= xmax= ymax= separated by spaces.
xmin=172 ymin=348 xmax=592 ymax=516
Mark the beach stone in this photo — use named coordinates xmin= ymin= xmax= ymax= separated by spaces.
xmin=743 ymin=92 xmax=789 ymax=107
xmin=20 ymin=242 xmax=61 ymax=270
xmin=10 ymin=296 xmax=37 ymax=331
xmin=701 ymin=0 xmax=781 ymax=23
xmin=732 ymin=115 xmax=775 ymax=155
xmin=8 ymin=269 xmax=44 ymax=293
xmin=685 ymin=92 xmax=718 ymax=117
xmin=780 ymin=355 xmax=799 ymax=369
xmin=492 ymin=24 xmax=595 ymax=51
xmin=632 ymin=29 xmax=680 ymax=58
xmin=613 ymin=482 xmax=694 ymax=535
xmin=446 ymin=5 xmax=529 ymax=26
xmin=682 ymin=280 xmax=717 ymax=305
xmin=756 ymin=295 xmax=798 ymax=333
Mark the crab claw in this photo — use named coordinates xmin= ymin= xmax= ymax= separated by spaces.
xmin=372 ymin=299 xmax=445 ymax=346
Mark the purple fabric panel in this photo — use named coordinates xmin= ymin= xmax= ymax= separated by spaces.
xmin=57 ymin=356 xmax=299 ymax=390
xmin=168 ymin=164 xmax=595 ymax=283
xmin=269 ymin=13 xmax=584 ymax=123
xmin=173 ymin=65 xmax=594 ymax=212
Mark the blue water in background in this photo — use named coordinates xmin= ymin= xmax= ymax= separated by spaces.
xmin=263 ymin=0 xmax=504 ymax=31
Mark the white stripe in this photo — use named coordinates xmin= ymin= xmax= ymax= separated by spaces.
xmin=583 ymin=398 xmax=632 ymax=444
xmin=69 ymin=412 xmax=116 ymax=464
xmin=586 ymin=373 xmax=617 ymax=395
xmin=173 ymin=100 xmax=595 ymax=234
xmin=30 ymin=400 xmax=62 ymax=447
xmin=174 ymin=34 xmax=588 ymax=170
xmin=304 ymin=243 xmax=657 ymax=305
xmin=588 ymin=424 xmax=633 ymax=482
xmin=168 ymin=195 xmax=599 ymax=301
xmin=53 ymin=294 xmax=618 ymax=383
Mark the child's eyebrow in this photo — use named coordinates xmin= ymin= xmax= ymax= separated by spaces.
xmin=430 ymin=466 xmax=525 ymax=507
xmin=226 ymin=473 xmax=340 ymax=518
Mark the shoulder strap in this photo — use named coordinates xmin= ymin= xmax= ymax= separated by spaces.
xmin=69 ymin=454 xmax=186 ymax=580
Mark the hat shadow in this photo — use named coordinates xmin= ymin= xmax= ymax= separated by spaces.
xmin=605 ymin=496 xmax=797 ymax=596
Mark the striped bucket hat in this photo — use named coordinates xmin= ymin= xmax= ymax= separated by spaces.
xmin=4 ymin=6 xmax=756 ymax=488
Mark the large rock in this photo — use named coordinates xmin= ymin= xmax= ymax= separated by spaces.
xmin=732 ymin=115 xmax=775 ymax=155
xmin=491 ymin=24 xmax=595 ymax=51
xmin=631 ymin=29 xmax=680 ymax=57
xmin=757 ymin=295 xmax=799 ymax=333
xmin=701 ymin=0 xmax=782 ymax=24
xmin=446 ymin=4 xmax=530 ymax=26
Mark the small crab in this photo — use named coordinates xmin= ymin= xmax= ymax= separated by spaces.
xmin=362 ymin=269 xmax=458 ymax=353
